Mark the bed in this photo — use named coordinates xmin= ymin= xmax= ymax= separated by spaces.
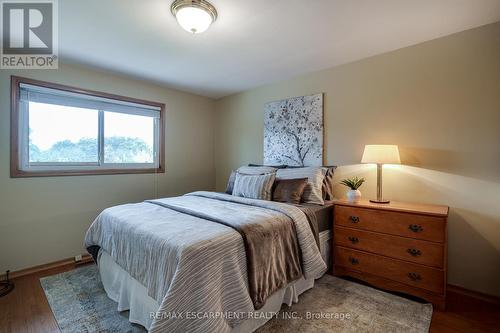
xmin=85 ymin=168 xmax=335 ymax=333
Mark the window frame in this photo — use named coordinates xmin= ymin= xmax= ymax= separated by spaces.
xmin=10 ymin=76 xmax=166 ymax=177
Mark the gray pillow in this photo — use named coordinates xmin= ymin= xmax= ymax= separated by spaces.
xmin=276 ymin=167 xmax=327 ymax=205
xmin=232 ymin=172 xmax=276 ymax=200
xmin=284 ymin=165 xmax=337 ymax=200
xmin=322 ymin=166 xmax=337 ymax=200
xmin=237 ymin=165 xmax=278 ymax=174
xmin=225 ymin=171 xmax=237 ymax=194
xmin=225 ymin=166 xmax=278 ymax=194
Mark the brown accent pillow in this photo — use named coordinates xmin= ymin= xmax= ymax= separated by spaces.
xmin=272 ymin=178 xmax=308 ymax=204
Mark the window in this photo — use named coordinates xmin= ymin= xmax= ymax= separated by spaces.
xmin=11 ymin=76 xmax=165 ymax=177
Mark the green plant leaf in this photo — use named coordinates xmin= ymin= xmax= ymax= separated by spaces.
xmin=340 ymin=176 xmax=365 ymax=190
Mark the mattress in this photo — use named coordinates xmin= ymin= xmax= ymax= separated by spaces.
xmin=98 ymin=229 xmax=332 ymax=332
xmin=296 ymin=201 xmax=333 ymax=233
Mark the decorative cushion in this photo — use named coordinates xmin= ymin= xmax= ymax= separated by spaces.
xmin=232 ymin=172 xmax=276 ymax=200
xmin=276 ymin=167 xmax=327 ymax=205
xmin=322 ymin=166 xmax=337 ymax=200
xmin=284 ymin=165 xmax=337 ymax=200
xmin=225 ymin=166 xmax=278 ymax=194
xmin=225 ymin=171 xmax=237 ymax=194
xmin=272 ymin=178 xmax=308 ymax=204
xmin=237 ymin=166 xmax=278 ymax=174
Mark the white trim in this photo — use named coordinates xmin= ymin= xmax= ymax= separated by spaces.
xmin=19 ymin=83 xmax=161 ymax=110
xmin=22 ymin=163 xmax=156 ymax=172
xmin=20 ymin=83 xmax=161 ymax=117
xmin=19 ymin=100 xmax=30 ymax=170
xmin=98 ymin=110 xmax=105 ymax=165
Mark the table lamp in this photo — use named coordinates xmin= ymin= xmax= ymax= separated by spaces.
xmin=361 ymin=145 xmax=401 ymax=203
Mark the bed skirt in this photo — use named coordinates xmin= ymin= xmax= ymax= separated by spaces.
xmin=98 ymin=229 xmax=332 ymax=332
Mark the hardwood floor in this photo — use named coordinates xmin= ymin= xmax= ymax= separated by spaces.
xmin=0 ymin=262 xmax=90 ymax=333
xmin=0 ymin=263 xmax=499 ymax=333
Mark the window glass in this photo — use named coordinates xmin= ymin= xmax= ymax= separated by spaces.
xmin=104 ymin=112 xmax=155 ymax=164
xmin=28 ymin=102 xmax=99 ymax=163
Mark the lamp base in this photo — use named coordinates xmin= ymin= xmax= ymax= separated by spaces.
xmin=370 ymin=199 xmax=390 ymax=204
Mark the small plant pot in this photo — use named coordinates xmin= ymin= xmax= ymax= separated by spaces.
xmin=347 ymin=189 xmax=361 ymax=203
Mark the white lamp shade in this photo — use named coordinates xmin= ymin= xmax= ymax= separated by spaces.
xmin=175 ymin=6 xmax=214 ymax=34
xmin=361 ymin=145 xmax=401 ymax=164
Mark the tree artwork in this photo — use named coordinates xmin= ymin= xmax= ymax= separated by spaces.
xmin=264 ymin=93 xmax=323 ymax=166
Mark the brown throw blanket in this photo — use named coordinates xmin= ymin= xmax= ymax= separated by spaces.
xmin=146 ymin=198 xmax=303 ymax=310
xmin=238 ymin=213 xmax=303 ymax=309
xmin=297 ymin=206 xmax=320 ymax=249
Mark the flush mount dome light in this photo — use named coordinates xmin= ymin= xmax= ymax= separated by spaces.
xmin=171 ymin=0 xmax=218 ymax=34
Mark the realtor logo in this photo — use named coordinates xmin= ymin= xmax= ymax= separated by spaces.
xmin=1 ymin=0 xmax=58 ymax=68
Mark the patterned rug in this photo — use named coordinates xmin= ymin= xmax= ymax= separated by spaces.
xmin=40 ymin=265 xmax=146 ymax=333
xmin=257 ymin=275 xmax=432 ymax=333
xmin=40 ymin=265 xmax=432 ymax=333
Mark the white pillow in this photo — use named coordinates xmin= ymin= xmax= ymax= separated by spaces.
xmin=276 ymin=167 xmax=327 ymax=205
xmin=232 ymin=172 xmax=276 ymax=200
xmin=237 ymin=165 xmax=277 ymax=174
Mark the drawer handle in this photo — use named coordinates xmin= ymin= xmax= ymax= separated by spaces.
xmin=349 ymin=216 xmax=360 ymax=223
xmin=408 ymin=272 xmax=422 ymax=281
xmin=348 ymin=236 xmax=359 ymax=244
xmin=348 ymin=256 xmax=359 ymax=265
xmin=408 ymin=224 xmax=423 ymax=233
xmin=407 ymin=248 xmax=422 ymax=257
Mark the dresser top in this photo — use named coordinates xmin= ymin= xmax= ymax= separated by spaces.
xmin=332 ymin=199 xmax=449 ymax=217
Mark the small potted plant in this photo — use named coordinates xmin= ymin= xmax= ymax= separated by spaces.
xmin=340 ymin=176 xmax=365 ymax=203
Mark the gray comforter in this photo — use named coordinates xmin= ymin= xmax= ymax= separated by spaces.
xmin=84 ymin=191 xmax=326 ymax=333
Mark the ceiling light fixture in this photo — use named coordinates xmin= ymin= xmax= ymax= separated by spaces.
xmin=171 ymin=0 xmax=218 ymax=34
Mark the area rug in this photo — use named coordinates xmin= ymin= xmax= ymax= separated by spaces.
xmin=40 ymin=265 xmax=146 ymax=333
xmin=41 ymin=265 xmax=432 ymax=333
xmin=257 ymin=275 xmax=433 ymax=333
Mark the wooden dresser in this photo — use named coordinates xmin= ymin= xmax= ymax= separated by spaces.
xmin=331 ymin=199 xmax=449 ymax=310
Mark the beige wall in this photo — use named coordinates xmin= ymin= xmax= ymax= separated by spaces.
xmin=1 ymin=22 xmax=498 ymax=298
xmin=214 ymin=22 xmax=500 ymax=296
xmin=0 ymin=63 xmax=215 ymax=272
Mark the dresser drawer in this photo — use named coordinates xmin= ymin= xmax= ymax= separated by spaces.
xmin=334 ymin=246 xmax=444 ymax=294
xmin=334 ymin=226 xmax=444 ymax=268
xmin=334 ymin=206 xmax=446 ymax=242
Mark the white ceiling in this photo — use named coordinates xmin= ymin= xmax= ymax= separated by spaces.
xmin=59 ymin=0 xmax=500 ymax=99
